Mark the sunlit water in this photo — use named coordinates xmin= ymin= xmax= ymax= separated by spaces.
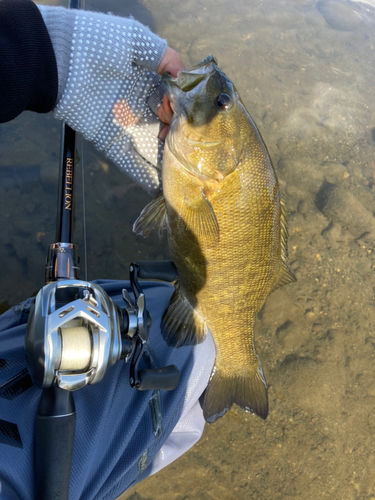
xmin=2 ymin=0 xmax=375 ymax=498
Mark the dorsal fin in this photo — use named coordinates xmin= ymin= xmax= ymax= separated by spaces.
xmin=270 ymin=198 xmax=296 ymax=294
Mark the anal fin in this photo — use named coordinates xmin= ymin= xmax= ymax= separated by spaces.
xmin=270 ymin=263 xmax=296 ymax=294
xmin=161 ymin=284 xmax=207 ymax=347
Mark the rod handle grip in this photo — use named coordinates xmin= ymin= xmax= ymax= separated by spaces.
xmin=35 ymin=387 xmax=76 ymax=500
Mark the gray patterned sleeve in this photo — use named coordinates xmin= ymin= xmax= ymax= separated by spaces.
xmin=38 ymin=6 xmax=168 ymax=194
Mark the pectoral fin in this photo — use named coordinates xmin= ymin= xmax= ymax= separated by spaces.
xmin=133 ymin=193 xmax=169 ymax=238
xmin=181 ymin=189 xmax=220 ymax=245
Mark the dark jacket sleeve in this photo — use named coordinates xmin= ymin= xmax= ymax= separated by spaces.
xmin=0 ymin=0 xmax=58 ymax=123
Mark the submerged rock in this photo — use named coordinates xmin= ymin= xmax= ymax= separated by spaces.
xmin=316 ymin=0 xmax=362 ymax=31
xmin=314 ymin=182 xmax=375 ymax=238
xmin=321 ymin=221 xmax=342 ymax=249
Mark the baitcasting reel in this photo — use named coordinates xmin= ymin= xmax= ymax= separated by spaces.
xmin=26 ymin=260 xmax=180 ymax=393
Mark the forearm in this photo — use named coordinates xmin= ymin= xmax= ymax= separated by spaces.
xmin=0 ymin=0 xmax=58 ymax=123
xmin=0 ymin=1 xmax=167 ymax=122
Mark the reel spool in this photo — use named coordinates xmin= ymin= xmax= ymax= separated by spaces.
xmin=26 ymin=260 xmax=180 ymax=393
xmin=26 ymin=280 xmax=125 ymax=391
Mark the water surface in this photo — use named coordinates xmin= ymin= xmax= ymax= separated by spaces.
xmin=2 ymin=0 xmax=375 ymax=498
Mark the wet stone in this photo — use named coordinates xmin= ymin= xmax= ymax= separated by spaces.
xmin=314 ymin=182 xmax=375 ymax=238
xmin=5 ymin=187 xmax=21 ymax=199
xmin=321 ymin=221 xmax=342 ymax=249
xmin=12 ymin=218 xmax=34 ymax=236
xmin=275 ymin=319 xmax=293 ymax=343
xmin=11 ymin=235 xmax=32 ymax=261
xmin=290 ymin=259 xmax=301 ymax=271
xmin=297 ymin=200 xmax=308 ymax=215
xmin=316 ymin=0 xmax=362 ymax=31
xmin=2 ymin=176 xmax=16 ymax=190
xmin=40 ymin=161 xmax=59 ymax=187
xmin=352 ymin=256 xmax=372 ymax=275
xmin=368 ymin=413 xmax=375 ymax=432
xmin=1 ymin=229 xmax=10 ymax=246
xmin=305 ymin=310 xmax=317 ymax=320
xmin=35 ymin=230 xmax=54 ymax=250
xmin=24 ymin=203 xmax=36 ymax=214
xmin=320 ymin=162 xmax=348 ymax=184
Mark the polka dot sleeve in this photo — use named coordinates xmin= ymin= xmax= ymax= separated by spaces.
xmin=39 ymin=6 xmax=168 ymax=194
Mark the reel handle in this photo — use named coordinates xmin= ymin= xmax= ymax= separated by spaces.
xmin=138 ymin=365 xmax=180 ymax=391
xmin=135 ymin=260 xmax=178 ymax=282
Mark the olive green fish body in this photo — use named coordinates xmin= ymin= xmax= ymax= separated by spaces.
xmin=134 ymin=56 xmax=295 ymax=422
xmin=163 ymin=109 xmax=284 ymax=420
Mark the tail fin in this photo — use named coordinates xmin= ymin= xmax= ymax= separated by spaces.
xmin=200 ymin=357 xmax=268 ymax=423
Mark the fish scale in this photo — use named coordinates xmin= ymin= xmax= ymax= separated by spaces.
xmin=133 ymin=55 xmax=295 ymax=423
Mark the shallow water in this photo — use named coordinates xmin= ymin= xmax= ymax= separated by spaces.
xmin=2 ymin=0 xmax=375 ymax=498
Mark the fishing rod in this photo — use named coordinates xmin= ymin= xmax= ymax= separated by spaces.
xmin=25 ymin=2 xmax=180 ymax=499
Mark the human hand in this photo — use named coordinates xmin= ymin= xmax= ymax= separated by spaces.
xmin=112 ymin=47 xmax=184 ymax=142
xmin=53 ymin=7 xmax=185 ymax=194
xmin=156 ymin=47 xmax=185 ymax=141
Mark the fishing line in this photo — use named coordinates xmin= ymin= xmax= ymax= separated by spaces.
xmin=80 ymin=134 xmax=88 ymax=281
xmin=79 ymin=0 xmax=87 ymax=281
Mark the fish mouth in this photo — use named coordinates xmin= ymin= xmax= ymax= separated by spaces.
xmin=162 ymin=55 xmax=218 ymax=111
xmin=163 ymin=55 xmax=218 ymax=91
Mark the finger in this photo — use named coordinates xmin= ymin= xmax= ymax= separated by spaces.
xmin=158 ymin=124 xmax=169 ymax=142
xmin=157 ymin=94 xmax=173 ymax=124
xmin=163 ymin=94 xmax=173 ymax=117
xmin=157 ymin=47 xmax=185 ymax=77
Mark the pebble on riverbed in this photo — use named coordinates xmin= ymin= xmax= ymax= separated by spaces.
xmin=314 ymin=181 xmax=375 ymax=238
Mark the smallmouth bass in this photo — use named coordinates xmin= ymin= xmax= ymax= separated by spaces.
xmin=134 ymin=56 xmax=296 ymax=423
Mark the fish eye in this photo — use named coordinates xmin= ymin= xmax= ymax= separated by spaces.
xmin=215 ymin=93 xmax=232 ymax=111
